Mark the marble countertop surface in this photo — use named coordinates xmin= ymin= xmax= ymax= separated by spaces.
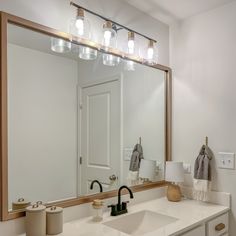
xmin=56 ymin=197 xmax=229 ymax=236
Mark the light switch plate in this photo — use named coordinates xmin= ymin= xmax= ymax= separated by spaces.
xmin=217 ymin=152 xmax=235 ymax=169
xmin=123 ymin=148 xmax=133 ymax=161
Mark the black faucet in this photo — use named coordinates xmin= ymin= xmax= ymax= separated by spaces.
xmin=90 ymin=180 xmax=103 ymax=193
xmin=108 ymin=185 xmax=134 ymax=216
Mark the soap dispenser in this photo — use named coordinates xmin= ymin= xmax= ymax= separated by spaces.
xmin=92 ymin=199 xmax=104 ymax=222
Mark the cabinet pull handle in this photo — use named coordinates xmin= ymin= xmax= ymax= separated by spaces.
xmin=215 ymin=223 xmax=225 ymax=231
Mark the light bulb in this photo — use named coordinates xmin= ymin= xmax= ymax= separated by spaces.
xmin=102 ymin=21 xmax=116 ymax=49
xmin=127 ymin=32 xmax=135 ymax=54
xmin=104 ymin=30 xmax=112 ymax=47
xmin=75 ymin=18 xmax=84 ymax=36
xmin=128 ymin=40 xmax=134 ymax=54
xmin=147 ymin=40 xmax=156 ymax=63
xmin=74 ymin=8 xmax=85 ymax=36
xmin=147 ymin=47 xmax=154 ymax=60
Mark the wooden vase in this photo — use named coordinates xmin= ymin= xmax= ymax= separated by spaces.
xmin=167 ymin=183 xmax=182 ymax=202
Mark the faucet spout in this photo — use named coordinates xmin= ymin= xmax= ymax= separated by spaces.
xmin=118 ymin=185 xmax=134 ymax=206
xmin=90 ymin=180 xmax=103 ymax=193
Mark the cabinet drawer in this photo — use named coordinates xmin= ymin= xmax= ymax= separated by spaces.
xmin=207 ymin=213 xmax=228 ymax=236
xmin=181 ymin=225 xmax=205 ymax=236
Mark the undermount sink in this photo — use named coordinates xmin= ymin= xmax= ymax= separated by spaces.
xmin=103 ymin=210 xmax=178 ymax=235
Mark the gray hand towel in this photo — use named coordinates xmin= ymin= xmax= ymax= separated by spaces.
xmin=194 ymin=145 xmax=212 ymax=181
xmin=129 ymin=144 xmax=143 ymax=171
xmin=193 ymin=145 xmax=212 ymax=201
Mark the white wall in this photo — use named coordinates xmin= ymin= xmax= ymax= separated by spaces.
xmin=170 ymin=1 xmax=236 ymax=234
xmin=122 ymin=66 xmax=165 ymax=183
xmin=8 ymin=44 xmax=78 ymax=207
xmin=0 ymin=0 xmax=169 ymax=65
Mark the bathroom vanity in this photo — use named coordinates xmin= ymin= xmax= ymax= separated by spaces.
xmin=44 ymin=197 xmax=229 ymax=236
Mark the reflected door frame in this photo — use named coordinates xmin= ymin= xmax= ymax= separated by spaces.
xmin=78 ymin=74 xmax=123 ymax=196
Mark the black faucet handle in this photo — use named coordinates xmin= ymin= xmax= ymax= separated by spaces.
xmin=121 ymin=201 xmax=129 ymax=210
xmin=108 ymin=204 xmax=116 ymax=210
xmin=123 ymin=201 xmax=129 ymax=203
xmin=108 ymin=204 xmax=118 ymax=216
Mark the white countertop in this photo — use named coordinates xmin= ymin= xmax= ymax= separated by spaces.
xmin=57 ymin=197 xmax=229 ymax=236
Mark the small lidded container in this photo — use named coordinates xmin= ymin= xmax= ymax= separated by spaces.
xmin=26 ymin=203 xmax=46 ymax=236
xmin=46 ymin=206 xmax=63 ymax=235
xmin=92 ymin=199 xmax=103 ymax=222
xmin=12 ymin=198 xmax=31 ymax=211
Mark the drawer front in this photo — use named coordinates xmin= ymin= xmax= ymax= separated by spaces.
xmin=207 ymin=213 xmax=229 ymax=236
xmin=181 ymin=225 xmax=205 ymax=236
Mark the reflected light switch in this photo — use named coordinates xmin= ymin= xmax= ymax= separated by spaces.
xmin=217 ymin=152 xmax=235 ymax=169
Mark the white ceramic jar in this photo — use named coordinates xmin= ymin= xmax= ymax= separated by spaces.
xmin=26 ymin=203 xmax=46 ymax=236
xmin=46 ymin=206 xmax=63 ymax=235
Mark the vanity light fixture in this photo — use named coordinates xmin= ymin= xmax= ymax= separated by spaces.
xmin=51 ymin=38 xmax=71 ymax=53
xmin=69 ymin=7 xmax=98 ymax=60
xmin=69 ymin=1 xmax=158 ymax=66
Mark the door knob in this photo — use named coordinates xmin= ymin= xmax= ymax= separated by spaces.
xmin=109 ymin=175 xmax=117 ymax=181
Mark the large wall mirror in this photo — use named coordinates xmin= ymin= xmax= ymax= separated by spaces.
xmin=0 ymin=12 xmax=171 ymax=221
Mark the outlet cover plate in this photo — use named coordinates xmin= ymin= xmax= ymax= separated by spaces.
xmin=183 ymin=163 xmax=191 ymax=174
xmin=123 ymin=148 xmax=133 ymax=161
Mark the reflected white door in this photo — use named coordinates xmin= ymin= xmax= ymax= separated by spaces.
xmin=81 ymin=79 xmax=121 ymax=194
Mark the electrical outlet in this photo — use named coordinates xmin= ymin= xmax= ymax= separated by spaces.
xmin=217 ymin=152 xmax=235 ymax=169
xmin=183 ymin=163 xmax=191 ymax=174
xmin=123 ymin=148 xmax=133 ymax=161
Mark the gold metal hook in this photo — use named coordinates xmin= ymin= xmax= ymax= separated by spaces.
xmin=205 ymin=136 xmax=208 ymax=146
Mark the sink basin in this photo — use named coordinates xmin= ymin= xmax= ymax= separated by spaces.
xmin=103 ymin=210 xmax=178 ymax=235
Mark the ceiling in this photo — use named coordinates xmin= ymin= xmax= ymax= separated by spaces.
xmin=123 ymin=0 xmax=235 ymax=23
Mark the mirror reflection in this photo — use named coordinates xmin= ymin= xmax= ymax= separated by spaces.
xmin=7 ymin=24 xmax=165 ymax=211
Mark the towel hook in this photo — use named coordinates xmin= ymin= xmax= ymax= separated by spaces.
xmin=205 ymin=136 xmax=212 ymax=160
xmin=139 ymin=137 xmax=141 ymax=145
xmin=205 ymin=136 xmax=208 ymax=147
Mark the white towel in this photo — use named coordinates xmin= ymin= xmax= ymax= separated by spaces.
xmin=193 ymin=179 xmax=211 ymax=201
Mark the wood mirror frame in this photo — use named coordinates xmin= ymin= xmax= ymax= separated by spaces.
xmin=0 ymin=11 xmax=172 ymax=221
